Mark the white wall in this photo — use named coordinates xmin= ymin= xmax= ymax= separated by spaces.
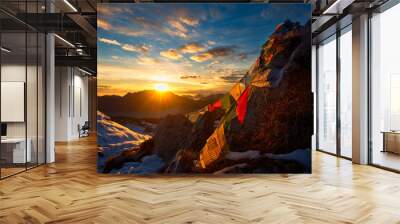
xmin=55 ymin=67 xmax=89 ymax=141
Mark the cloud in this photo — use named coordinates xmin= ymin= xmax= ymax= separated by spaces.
xmin=190 ymin=52 xmax=213 ymax=62
xmin=207 ymin=40 xmax=216 ymax=45
xmin=238 ymin=53 xmax=248 ymax=60
xmin=218 ymin=69 xmax=247 ymax=83
xmin=121 ymin=44 xmax=150 ymax=53
xmin=97 ymin=6 xmax=112 ymax=16
xmin=168 ymin=19 xmax=188 ymax=33
xmin=111 ymin=56 xmax=120 ymax=60
xmin=160 ymin=49 xmax=183 ymax=60
xmin=114 ymin=27 xmax=148 ymax=37
xmin=98 ymin=17 xmax=148 ymax=37
xmin=98 ymin=37 xmax=150 ymax=56
xmin=207 ymin=60 xmax=221 ymax=67
xmin=179 ymin=16 xmax=199 ymax=26
xmin=179 ymin=42 xmax=205 ymax=54
xmin=101 ymin=12 xmax=199 ymax=40
xmin=190 ymin=45 xmax=237 ymax=62
xmin=131 ymin=16 xmax=190 ymax=39
xmin=99 ymin=38 xmax=121 ymax=46
xmin=180 ymin=75 xmax=200 ymax=79
xmin=162 ymin=27 xmax=188 ymax=39
xmin=207 ymin=46 xmax=236 ymax=57
xmin=137 ymin=56 xmax=160 ymax=65
xmin=97 ymin=6 xmax=130 ymax=16
xmin=163 ymin=15 xmax=199 ymax=39
xmin=98 ymin=19 xmax=112 ymax=30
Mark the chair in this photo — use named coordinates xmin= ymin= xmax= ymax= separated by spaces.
xmin=79 ymin=121 xmax=90 ymax=138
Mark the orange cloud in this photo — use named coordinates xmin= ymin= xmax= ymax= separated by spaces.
xmin=179 ymin=17 xmax=199 ymax=26
xmin=163 ymin=16 xmax=200 ymax=39
xmin=162 ymin=27 xmax=188 ymax=39
xmin=160 ymin=49 xmax=183 ymax=60
xmin=190 ymin=52 xmax=213 ymax=62
xmin=137 ymin=56 xmax=160 ymax=65
xmin=98 ymin=19 xmax=112 ymax=30
xmin=114 ymin=27 xmax=148 ymax=37
xmin=99 ymin=38 xmax=121 ymax=46
xmin=168 ymin=20 xmax=188 ymax=33
xmin=121 ymin=44 xmax=150 ymax=53
xmin=179 ymin=42 xmax=205 ymax=54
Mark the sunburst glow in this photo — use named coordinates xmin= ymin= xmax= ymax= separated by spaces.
xmin=155 ymin=83 xmax=168 ymax=92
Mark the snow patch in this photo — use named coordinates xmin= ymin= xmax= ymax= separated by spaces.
xmin=265 ymin=149 xmax=311 ymax=167
xmin=226 ymin=150 xmax=261 ymax=160
xmin=97 ymin=111 xmax=150 ymax=147
xmin=214 ymin=163 xmax=247 ymax=174
xmin=111 ymin=155 xmax=165 ymax=174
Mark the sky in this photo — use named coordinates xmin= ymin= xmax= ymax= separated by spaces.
xmin=97 ymin=3 xmax=310 ymax=96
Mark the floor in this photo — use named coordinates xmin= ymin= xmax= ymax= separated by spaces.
xmin=1 ymin=163 xmax=43 ymax=178
xmin=0 ymin=136 xmax=400 ymax=223
xmin=372 ymin=150 xmax=400 ymax=171
xmin=0 ymin=167 xmax=25 ymax=178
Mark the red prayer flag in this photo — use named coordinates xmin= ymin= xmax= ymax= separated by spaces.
xmin=208 ymin=99 xmax=222 ymax=112
xmin=236 ymin=87 xmax=250 ymax=124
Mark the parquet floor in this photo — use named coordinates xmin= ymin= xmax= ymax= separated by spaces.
xmin=1 ymin=136 xmax=400 ymax=224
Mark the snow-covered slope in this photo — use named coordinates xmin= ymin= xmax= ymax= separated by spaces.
xmin=97 ymin=111 xmax=153 ymax=173
xmin=97 ymin=111 xmax=149 ymax=148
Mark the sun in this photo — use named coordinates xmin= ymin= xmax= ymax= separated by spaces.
xmin=154 ymin=83 xmax=168 ymax=92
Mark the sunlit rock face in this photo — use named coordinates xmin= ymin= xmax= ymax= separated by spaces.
xmin=168 ymin=21 xmax=312 ymax=173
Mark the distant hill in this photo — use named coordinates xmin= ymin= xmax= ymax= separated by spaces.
xmin=98 ymin=90 xmax=223 ymax=119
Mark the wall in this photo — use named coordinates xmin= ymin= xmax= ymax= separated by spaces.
xmin=55 ymin=67 xmax=89 ymax=141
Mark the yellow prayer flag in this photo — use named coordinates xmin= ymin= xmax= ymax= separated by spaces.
xmin=251 ymin=69 xmax=271 ymax=88
xmin=199 ymin=124 xmax=227 ymax=169
xmin=230 ymin=83 xmax=245 ymax=101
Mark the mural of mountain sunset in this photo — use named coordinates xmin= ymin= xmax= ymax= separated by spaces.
xmin=98 ymin=90 xmax=223 ymax=119
xmin=97 ymin=3 xmax=312 ymax=174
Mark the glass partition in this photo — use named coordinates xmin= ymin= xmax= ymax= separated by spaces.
xmin=339 ymin=26 xmax=352 ymax=158
xmin=27 ymin=31 xmax=38 ymax=169
xmin=370 ymin=3 xmax=400 ymax=171
xmin=317 ymin=35 xmax=337 ymax=154
xmin=0 ymin=1 xmax=46 ymax=179
xmin=1 ymin=30 xmax=28 ymax=177
xmin=38 ymin=32 xmax=46 ymax=165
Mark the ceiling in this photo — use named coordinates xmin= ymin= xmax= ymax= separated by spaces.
xmin=0 ymin=0 xmax=97 ymax=74
xmin=1 ymin=0 xmax=393 ymax=74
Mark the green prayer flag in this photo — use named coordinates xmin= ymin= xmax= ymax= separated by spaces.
xmin=221 ymin=94 xmax=232 ymax=112
xmin=223 ymin=106 xmax=237 ymax=130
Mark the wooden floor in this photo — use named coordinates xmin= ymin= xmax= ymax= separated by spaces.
xmin=1 ymin=136 xmax=400 ymax=224
xmin=372 ymin=150 xmax=400 ymax=171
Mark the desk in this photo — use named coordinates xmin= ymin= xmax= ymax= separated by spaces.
xmin=1 ymin=138 xmax=31 ymax=163
xmin=382 ymin=131 xmax=400 ymax=154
